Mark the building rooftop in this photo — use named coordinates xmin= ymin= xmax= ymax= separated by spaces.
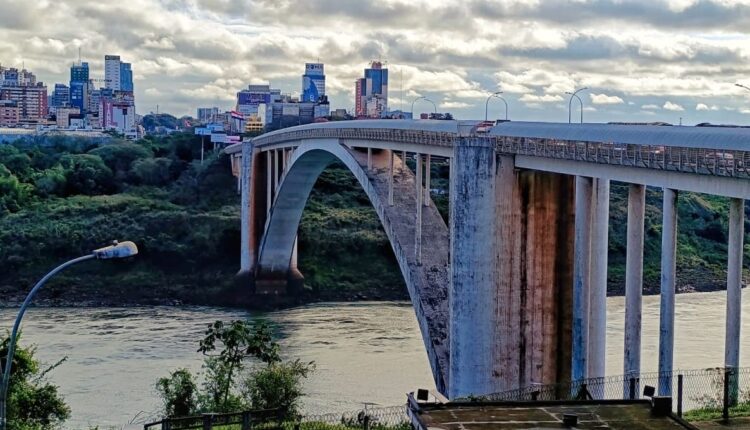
xmin=408 ymin=398 xmax=697 ymax=430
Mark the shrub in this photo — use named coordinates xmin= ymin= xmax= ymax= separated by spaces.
xmin=156 ymin=368 xmax=199 ymax=418
xmin=241 ymin=359 xmax=315 ymax=419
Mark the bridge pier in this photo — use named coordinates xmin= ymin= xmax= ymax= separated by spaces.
xmin=572 ymin=176 xmax=594 ymax=381
xmin=589 ymin=178 xmax=610 ymax=382
xmin=624 ymin=183 xmax=646 ymax=397
xmin=449 ymin=138 xmax=498 ymax=398
xmin=659 ymin=188 xmax=678 ymax=396
xmin=415 ymin=153 xmax=423 ymax=265
xmin=424 ymin=154 xmax=431 ymax=206
xmin=725 ymin=198 xmax=745 ymax=371
xmin=388 ymin=150 xmax=394 ymax=206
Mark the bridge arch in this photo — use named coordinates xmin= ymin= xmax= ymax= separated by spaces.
xmin=255 ymin=138 xmax=451 ymax=393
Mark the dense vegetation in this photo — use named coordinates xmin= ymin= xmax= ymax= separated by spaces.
xmin=0 ymin=133 xmax=747 ymax=306
xmin=156 ymin=320 xmax=313 ymax=419
xmin=0 ymin=335 xmax=70 ymax=430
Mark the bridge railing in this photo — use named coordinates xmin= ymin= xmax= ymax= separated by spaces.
xmin=253 ymin=127 xmax=456 ymax=148
xmin=495 ymin=136 xmax=750 ymax=179
xmin=250 ymin=126 xmax=749 ymax=179
xmin=468 ymin=367 xmax=750 ymax=421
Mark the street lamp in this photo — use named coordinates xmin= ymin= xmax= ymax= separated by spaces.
xmin=737 ymin=83 xmax=750 ymax=93
xmin=411 ymin=96 xmax=437 ymax=118
xmin=485 ymin=91 xmax=509 ymax=121
xmin=0 ymin=241 xmax=138 ymax=430
xmin=566 ymin=87 xmax=588 ymax=124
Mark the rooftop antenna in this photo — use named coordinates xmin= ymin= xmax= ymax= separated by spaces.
xmin=78 ymin=47 xmax=81 ymax=65
xmin=400 ymin=66 xmax=403 ymax=112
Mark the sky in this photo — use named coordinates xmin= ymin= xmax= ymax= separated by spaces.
xmin=2 ymin=0 xmax=750 ymax=125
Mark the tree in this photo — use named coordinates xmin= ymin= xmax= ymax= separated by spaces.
xmin=0 ymin=335 xmax=70 ymax=429
xmin=156 ymin=369 xmax=198 ymax=417
xmin=130 ymin=157 xmax=173 ymax=186
xmin=0 ymin=165 xmax=33 ymax=214
xmin=197 ymin=320 xmax=280 ymax=409
xmin=59 ymin=154 xmax=115 ymax=195
xmin=88 ymin=143 xmax=152 ymax=182
xmin=241 ymin=359 xmax=314 ymax=419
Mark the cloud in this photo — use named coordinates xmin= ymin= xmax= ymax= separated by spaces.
xmin=590 ymin=93 xmax=624 ymax=105
xmin=0 ymin=0 xmax=749 ymax=124
xmin=696 ymin=103 xmax=720 ymax=111
xmin=663 ymin=101 xmax=685 ymax=111
xmin=642 ymin=104 xmax=661 ymax=110
xmin=519 ymin=94 xmax=565 ymax=103
xmin=440 ymin=101 xmax=472 ymax=109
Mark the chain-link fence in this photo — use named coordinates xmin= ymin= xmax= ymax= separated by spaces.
xmin=468 ymin=367 xmax=750 ymax=421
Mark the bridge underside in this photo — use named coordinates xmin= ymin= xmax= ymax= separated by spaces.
xmin=239 ymin=139 xmax=576 ymax=398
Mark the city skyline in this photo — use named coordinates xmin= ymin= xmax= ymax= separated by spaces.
xmin=1 ymin=0 xmax=750 ymax=123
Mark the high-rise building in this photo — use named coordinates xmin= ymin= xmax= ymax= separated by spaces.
xmin=104 ymin=55 xmax=121 ymax=91
xmin=301 ymin=63 xmax=325 ymax=102
xmin=52 ymin=84 xmax=70 ymax=108
xmin=0 ymin=100 xmax=20 ymax=126
xmin=355 ymin=61 xmax=388 ymax=118
xmin=236 ymin=85 xmax=278 ymax=117
xmin=120 ymin=62 xmax=133 ymax=92
xmin=0 ymin=85 xmax=48 ymax=124
xmin=70 ymin=62 xmax=89 ymax=112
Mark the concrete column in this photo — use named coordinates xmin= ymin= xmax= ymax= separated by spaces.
xmin=240 ymin=143 xmax=254 ymax=274
xmin=273 ymin=149 xmax=279 ymax=193
xmin=415 ymin=153 xmax=423 ymax=265
xmin=572 ymin=176 xmax=593 ymax=381
xmin=449 ymin=138 xmax=497 ymax=398
xmin=388 ymin=150 xmax=394 ymax=206
xmin=266 ymin=151 xmax=272 ymax=214
xmin=588 ymin=178 xmax=609 ymax=381
xmin=367 ymin=147 xmax=373 ymax=171
xmin=402 ymin=151 xmax=407 ymax=176
xmin=725 ymin=198 xmax=745 ymax=370
xmin=424 ymin=154 xmax=431 ymax=206
xmin=623 ymin=184 xmax=646 ymax=398
xmin=658 ymin=188 xmax=678 ymax=396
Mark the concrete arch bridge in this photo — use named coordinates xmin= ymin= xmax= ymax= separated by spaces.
xmin=225 ymin=119 xmax=750 ymax=399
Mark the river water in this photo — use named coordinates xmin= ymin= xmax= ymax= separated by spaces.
xmin=1 ymin=291 xmax=748 ymax=428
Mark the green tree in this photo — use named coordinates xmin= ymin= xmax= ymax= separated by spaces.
xmin=88 ymin=143 xmax=152 ymax=182
xmin=0 ymin=165 xmax=33 ymax=214
xmin=59 ymin=154 xmax=115 ymax=195
xmin=0 ymin=335 xmax=70 ymax=430
xmin=130 ymin=157 xmax=173 ymax=186
xmin=156 ymin=369 xmax=199 ymax=417
xmin=241 ymin=359 xmax=314 ymax=419
xmin=197 ymin=320 xmax=280 ymax=409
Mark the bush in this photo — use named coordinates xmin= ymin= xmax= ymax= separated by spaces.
xmin=131 ymin=157 xmax=173 ymax=186
xmin=241 ymin=359 xmax=315 ymax=419
xmin=58 ymin=154 xmax=115 ymax=195
xmin=0 ymin=165 xmax=33 ymax=214
xmin=156 ymin=368 xmax=199 ymax=418
xmin=0 ymin=335 xmax=70 ymax=429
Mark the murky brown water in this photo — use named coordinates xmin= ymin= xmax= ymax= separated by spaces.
xmin=1 ymin=292 xmax=746 ymax=428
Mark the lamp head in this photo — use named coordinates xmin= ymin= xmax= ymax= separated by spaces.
xmin=93 ymin=240 xmax=139 ymax=260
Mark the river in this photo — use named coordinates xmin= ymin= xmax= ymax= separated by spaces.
xmin=1 ymin=291 xmax=748 ymax=428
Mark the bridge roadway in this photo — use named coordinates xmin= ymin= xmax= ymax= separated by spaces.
xmin=226 ymin=119 xmax=750 ymax=399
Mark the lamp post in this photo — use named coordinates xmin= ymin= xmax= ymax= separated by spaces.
xmin=737 ymin=83 xmax=750 ymax=93
xmin=566 ymin=87 xmax=588 ymax=124
xmin=485 ymin=91 xmax=509 ymax=121
xmin=411 ymin=96 xmax=437 ymax=118
xmin=0 ymin=241 xmax=138 ymax=430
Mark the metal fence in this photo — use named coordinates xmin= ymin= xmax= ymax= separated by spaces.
xmin=472 ymin=367 xmax=750 ymax=421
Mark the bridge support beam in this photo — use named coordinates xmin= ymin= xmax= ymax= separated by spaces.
xmin=624 ymin=183 xmax=646 ymax=397
xmin=449 ymin=138 xmax=498 ymax=398
xmin=725 ymin=198 xmax=745 ymax=371
xmin=494 ymin=157 xmax=575 ymax=393
xmin=424 ymin=154 xmax=431 ymax=206
xmin=239 ymin=143 xmax=262 ymax=277
xmin=658 ymin=188 xmax=678 ymax=396
xmin=388 ymin=150 xmax=394 ymax=206
xmin=415 ymin=153 xmax=423 ymax=265
xmin=572 ymin=176 xmax=594 ymax=381
xmin=588 ymin=178 xmax=609 ymax=382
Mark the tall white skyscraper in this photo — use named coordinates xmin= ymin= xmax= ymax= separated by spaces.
xmin=104 ymin=55 xmax=121 ymax=91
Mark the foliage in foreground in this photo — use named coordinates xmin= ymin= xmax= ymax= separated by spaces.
xmin=0 ymin=335 xmax=70 ymax=429
xmin=156 ymin=320 xmax=314 ymax=420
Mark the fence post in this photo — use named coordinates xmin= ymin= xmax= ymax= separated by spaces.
xmin=629 ymin=378 xmax=636 ymax=400
xmin=723 ymin=369 xmax=731 ymax=422
xmin=203 ymin=413 xmax=213 ymax=430
xmin=363 ymin=415 xmax=371 ymax=430
xmin=677 ymin=374 xmax=683 ymax=418
xmin=162 ymin=419 xmax=171 ymax=430
xmin=242 ymin=411 xmax=250 ymax=430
